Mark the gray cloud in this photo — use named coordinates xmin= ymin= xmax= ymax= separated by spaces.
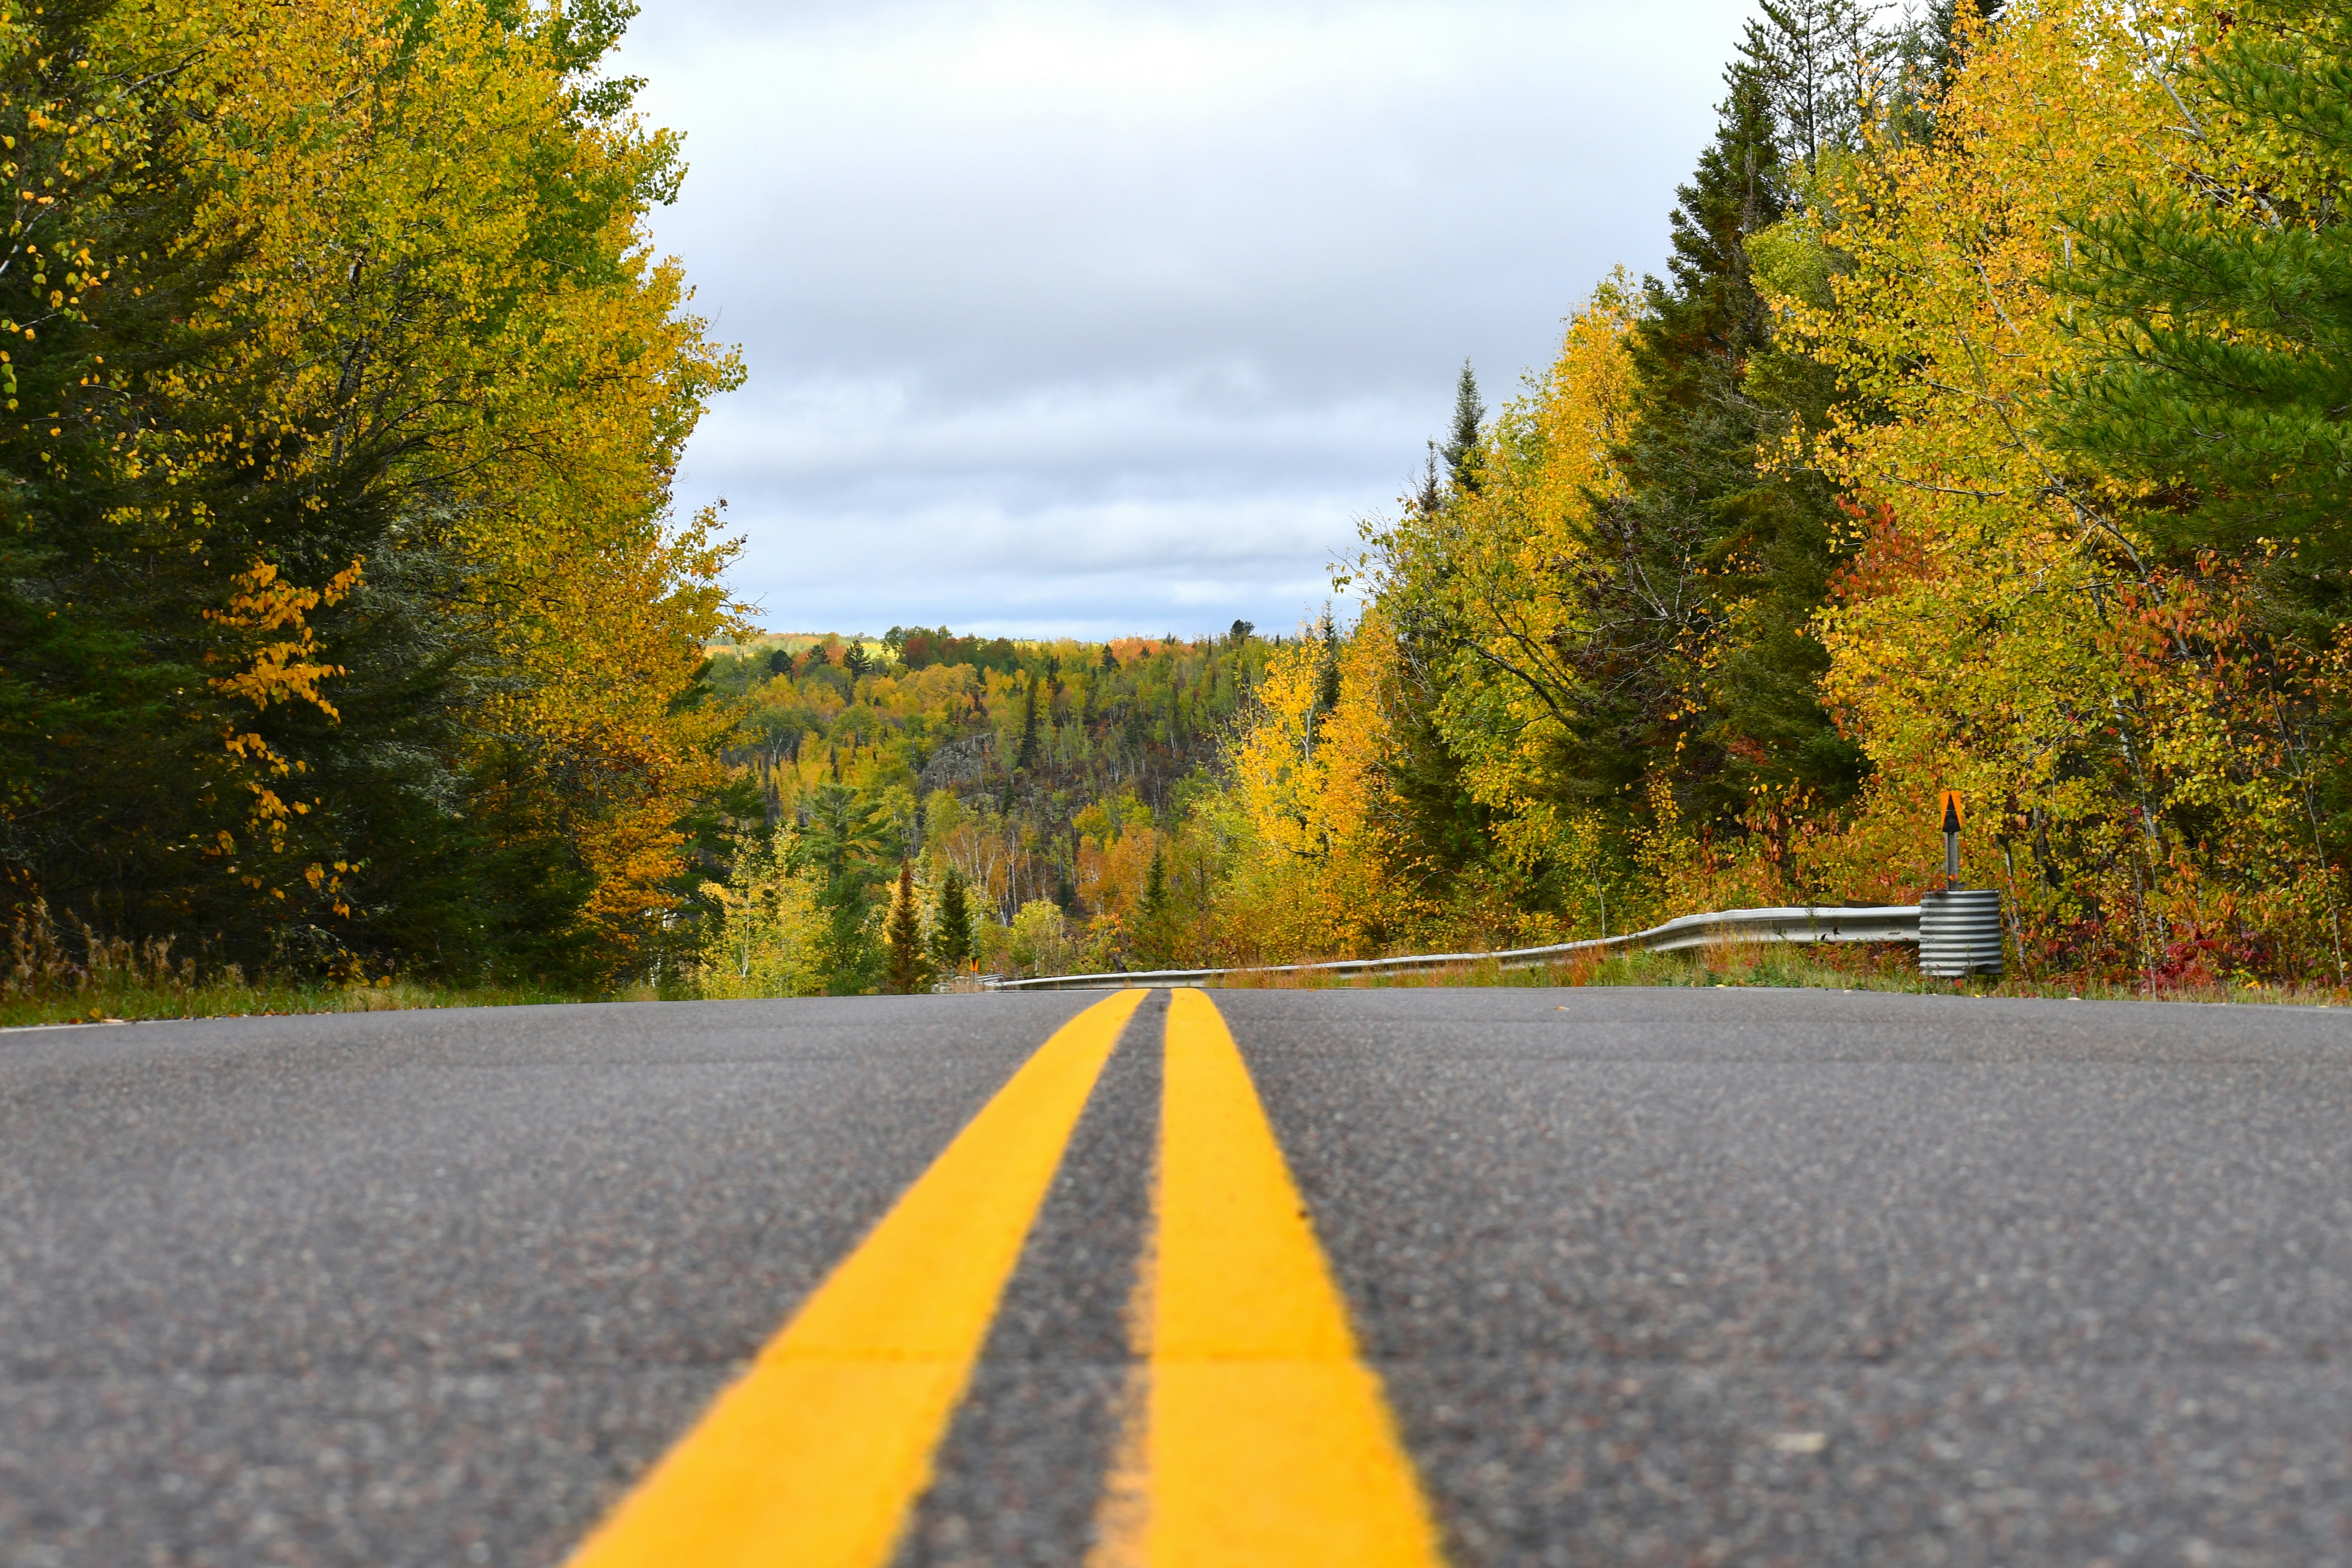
xmin=616 ymin=0 xmax=1756 ymax=638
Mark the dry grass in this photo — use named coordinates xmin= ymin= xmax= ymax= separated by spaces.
xmin=14 ymin=893 xmax=2336 ymax=1026
xmin=1 ymin=900 xmax=610 ymax=1030
xmin=1210 ymin=937 xmax=2350 ymax=1005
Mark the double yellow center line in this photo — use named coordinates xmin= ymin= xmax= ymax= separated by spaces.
xmin=566 ymin=987 xmax=1446 ymax=1568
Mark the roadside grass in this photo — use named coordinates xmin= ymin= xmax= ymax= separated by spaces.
xmin=1219 ymin=939 xmax=2351 ymax=1005
xmin=0 ymin=976 xmax=637 ymax=1031
xmin=2 ymin=901 xmax=670 ymax=1029
xmin=1 ymin=966 xmax=648 ymax=1030
xmin=14 ymin=915 xmax=2344 ymax=1028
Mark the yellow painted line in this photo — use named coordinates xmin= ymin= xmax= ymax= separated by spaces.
xmin=1145 ymin=987 xmax=1449 ymax=1566
xmin=567 ymin=987 xmax=1148 ymax=1568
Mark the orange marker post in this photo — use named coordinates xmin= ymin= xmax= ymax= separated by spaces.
xmin=1939 ymin=791 xmax=1962 ymax=890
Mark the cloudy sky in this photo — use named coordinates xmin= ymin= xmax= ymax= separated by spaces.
xmin=615 ymin=0 xmax=1758 ymax=640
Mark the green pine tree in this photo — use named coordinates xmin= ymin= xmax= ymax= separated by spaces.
xmin=1440 ymin=360 xmax=1485 ymax=495
xmin=931 ymin=866 xmax=973 ymax=971
xmin=884 ymin=859 xmax=930 ymax=994
xmin=792 ymin=783 xmax=891 ymax=994
xmin=1312 ymin=606 xmax=1342 ymax=724
xmin=1016 ymin=673 xmax=1042 ymax=771
xmin=1142 ymin=846 xmax=1168 ymax=918
xmin=1921 ymin=0 xmax=2005 ymax=87
xmin=2050 ymin=0 xmax=2352 ymax=646
xmin=1137 ymin=845 xmax=1171 ymax=966
xmin=1554 ymin=47 xmax=1866 ymax=844
xmin=1745 ymin=0 xmax=1890 ymax=172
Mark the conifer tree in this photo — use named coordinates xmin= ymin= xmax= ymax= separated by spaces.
xmin=1552 ymin=59 xmax=1787 ymax=830
xmin=1745 ymin=0 xmax=1889 ymax=172
xmin=1313 ymin=607 xmax=1342 ymax=721
xmin=884 ymin=860 xmax=929 ymax=994
xmin=931 ymin=866 xmax=972 ymax=971
xmin=1565 ymin=44 xmax=1865 ymax=838
xmin=1143 ymin=847 xmax=1168 ymax=919
xmin=2050 ymin=0 xmax=2352 ymax=645
xmin=1016 ymin=673 xmax=1042 ymax=770
xmin=794 ymin=783 xmax=890 ymax=994
xmin=1921 ymin=0 xmax=2004 ymax=87
xmin=1138 ymin=844 xmax=1171 ymax=965
xmin=1440 ymin=361 xmax=1486 ymax=494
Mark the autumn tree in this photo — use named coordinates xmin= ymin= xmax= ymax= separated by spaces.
xmin=1741 ymin=0 xmax=2352 ymax=978
xmin=0 ymin=0 xmax=268 ymax=948
xmin=0 ymin=0 xmax=743 ymax=983
xmin=1919 ymin=0 xmax=2006 ymax=87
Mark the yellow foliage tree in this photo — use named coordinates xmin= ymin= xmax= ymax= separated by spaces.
xmin=0 ymin=0 xmax=745 ymax=979
xmin=696 ymin=834 xmax=828 ymax=999
xmin=1773 ymin=0 xmax=2344 ymax=977
xmin=1268 ymin=278 xmax=1646 ymax=954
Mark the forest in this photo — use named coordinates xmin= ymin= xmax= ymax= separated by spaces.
xmin=0 ymin=0 xmax=743 ymax=994
xmin=8 ymin=0 xmax=2351 ymax=1002
xmin=691 ymin=624 xmax=1274 ymax=994
xmin=1190 ymin=0 xmax=2352 ymax=993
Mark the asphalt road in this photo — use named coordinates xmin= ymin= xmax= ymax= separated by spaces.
xmin=5 ymin=987 xmax=2352 ymax=1566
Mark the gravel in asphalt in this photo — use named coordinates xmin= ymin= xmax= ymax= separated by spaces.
xmin=1225 ymin=987 xmax=2352 ymax=1568
xmin=0 ymin=996 xmax=1092 ymax=1568
xmin=7 ymin=985 xmax=2352 ymax=1567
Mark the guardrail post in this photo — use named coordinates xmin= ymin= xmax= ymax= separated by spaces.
xmin=1918 ymin=889 xmax=2003 ymax=978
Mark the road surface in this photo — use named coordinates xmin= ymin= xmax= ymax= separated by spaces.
xmin=5 ymin=986 xmax=2351 ymax=1565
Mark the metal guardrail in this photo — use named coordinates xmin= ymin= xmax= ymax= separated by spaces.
xmin=983 ymin=904 xmax=1924 ymax=992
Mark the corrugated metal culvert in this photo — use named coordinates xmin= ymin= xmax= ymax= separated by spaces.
xmin=1919 ymin=889 xmax=2004 ymax=978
